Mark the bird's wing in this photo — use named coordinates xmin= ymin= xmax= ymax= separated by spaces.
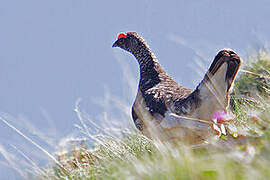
xmin=159 ymin=112 xmax=211 ymax=130
xmin=155 ymin=112 xmax=213 ymax=143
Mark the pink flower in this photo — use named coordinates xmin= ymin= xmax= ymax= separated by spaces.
xmin=211 ymin=110 xmax=234 ymax=137
xmin=212 ymin=110 xmax=232 ymax=123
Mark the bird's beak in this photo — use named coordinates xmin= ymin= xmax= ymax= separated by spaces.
xmin=112 ymin=40 xmax=119 ymax=47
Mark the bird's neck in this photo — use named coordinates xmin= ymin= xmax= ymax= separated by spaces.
xmin=131 ymin=44 xmax=166 ymax=92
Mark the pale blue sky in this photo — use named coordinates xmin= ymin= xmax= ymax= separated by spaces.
xmin=1 ymin=0 xmax=270 ymax=179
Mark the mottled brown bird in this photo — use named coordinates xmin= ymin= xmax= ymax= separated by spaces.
xmin=112 ymin=32 xmax=241 ymax=143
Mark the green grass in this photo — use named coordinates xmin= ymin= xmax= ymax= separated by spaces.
xmin=37 ymin=50 xmax=270 ymax=180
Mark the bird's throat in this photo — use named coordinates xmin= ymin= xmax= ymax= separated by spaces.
xmin=139 ymin=58 xmax=161 ymax=92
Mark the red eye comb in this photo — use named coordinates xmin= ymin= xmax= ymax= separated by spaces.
xmin=117 ymin=32 xmax=127 ymax=39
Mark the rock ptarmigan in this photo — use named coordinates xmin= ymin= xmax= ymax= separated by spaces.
xmin=112 ymin=32 xmax=241 ymax=143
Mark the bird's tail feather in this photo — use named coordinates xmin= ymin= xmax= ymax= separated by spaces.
xmin=196 ymin=49 xmax=241 ymax=109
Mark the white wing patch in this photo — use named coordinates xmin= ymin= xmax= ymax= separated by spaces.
xmin=159 ymin=112 xmax=210 ymax=130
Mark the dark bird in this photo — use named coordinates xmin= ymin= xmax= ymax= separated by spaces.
xmin=112 ymin=32 xmax=241 ymax=143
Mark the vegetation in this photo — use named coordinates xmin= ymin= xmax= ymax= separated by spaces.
xmin=37 ymin=50 xmax=270 ymax=180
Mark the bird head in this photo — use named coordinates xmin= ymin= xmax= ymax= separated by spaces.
xmin=112 ymin=32 xmax=143 ymax=53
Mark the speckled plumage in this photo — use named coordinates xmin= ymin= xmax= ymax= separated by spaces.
xmin=113 ymin=32 xmax=241 ymax=142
